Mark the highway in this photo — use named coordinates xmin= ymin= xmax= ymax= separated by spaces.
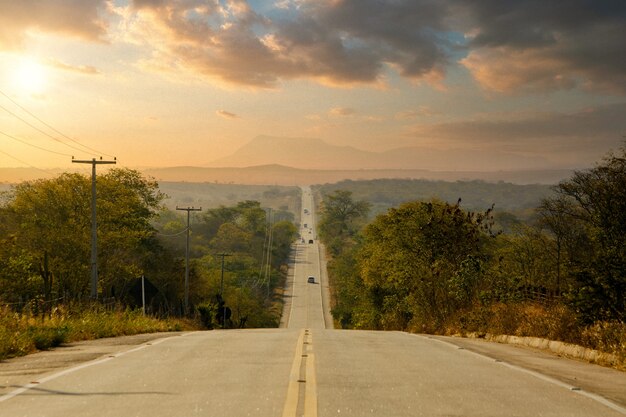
xmin=1 ymin=186 xmax=625 ymax=416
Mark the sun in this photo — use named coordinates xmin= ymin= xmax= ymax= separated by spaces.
xmin=13 ymin=57 xmax=47 ymax=95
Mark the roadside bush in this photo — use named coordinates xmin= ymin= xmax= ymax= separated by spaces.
xmin=0 ymin=304 xmax=198 ymax=360
xmin=581 ymin=321 xmax=626 ymax=360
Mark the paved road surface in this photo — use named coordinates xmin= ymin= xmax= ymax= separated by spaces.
xmin=2 ymin=185 xmax=625 ymax=417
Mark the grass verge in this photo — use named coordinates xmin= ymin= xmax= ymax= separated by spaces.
xmin=0 ymin=304 xmax=201 ymax=360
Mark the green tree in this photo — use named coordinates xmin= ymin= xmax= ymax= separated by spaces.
xmin=357 ymin=199 xmax=495 ymax=330
xmin=541 ymin=145 xmax=626 ymax=322
xmin=319 ymin=190 xmax=370 ymax=255
xmin=0 ymin=169 xmax=165 ymax=304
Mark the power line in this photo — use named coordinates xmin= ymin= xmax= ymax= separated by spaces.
xmin=0 ymin=148 xmax=55 ymax=177
xmin=0 ymin=129 xmax=73 ymax=157
xmin=156 ymin=227 xmax=189 ymax=237
xmin=0 ymin=103 xmax=95 ymax=156
xmin=0 ymin=89 xmax=114 ymax=158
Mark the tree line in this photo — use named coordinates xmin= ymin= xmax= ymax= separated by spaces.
xmin=0 ymin=168 xmax=297 ymax=328
xmin=318 ymin=146 xmax=625 ymax=353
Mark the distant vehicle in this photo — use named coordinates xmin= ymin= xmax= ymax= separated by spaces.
xmin=304 ymin=223 xmax=307 ymax=228
xmin=308 ymin=239 xmax=314 ymax=244
xmin=304 ymin=209 xmax=309 ymax=214
xmin=307 ymin=276 xmax=315 ymax=283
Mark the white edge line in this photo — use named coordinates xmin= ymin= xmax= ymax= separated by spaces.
xmin=0 ymin=332 xmax=197 ymax=403
xmin=407 ymin=333 xmax=626 ymax=416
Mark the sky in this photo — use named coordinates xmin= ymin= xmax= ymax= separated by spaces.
xmin=0 ymin=0 xmax=624 ymax=172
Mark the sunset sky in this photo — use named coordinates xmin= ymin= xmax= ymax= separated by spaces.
xmin=0 ymin=0 xmax=624 ymax=172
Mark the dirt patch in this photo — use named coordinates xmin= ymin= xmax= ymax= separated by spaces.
xmin=0 ymin=332 xmax=191 ymax=395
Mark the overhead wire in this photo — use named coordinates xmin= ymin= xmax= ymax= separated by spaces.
xmin=0 ymin=103 xmax=98 ymax=157
xmin=0 ymin=129 xmax=73 ymax=157
xmin=156 ymin=227 xmax=190 ymax=237
xmin=0 ymin=148 xmax=55 ymax=177
xmin=0 ymin=88 xmax=115 ymax=158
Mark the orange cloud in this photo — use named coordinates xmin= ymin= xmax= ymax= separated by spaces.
xmin=47 ymin=59 xmax=100 ymax=75
xmin=0 ymin=0 xmax=108 ymax=49
xmin=329 ymin=107 xmax=356 ymax=117
xmin=216 ymin=110 xmax=239 ymax=119
xmin=117 ymin=0 xmax=450 ymax=89
xmin=461 ymin=48 xmax=577 ymax=94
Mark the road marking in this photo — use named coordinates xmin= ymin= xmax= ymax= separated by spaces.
xmin=282 ymin=329 xmax=306 ymax=417
xmin=282 ymin=329 xmax=318 ymax=417
xmin=0 ymin=332 xmax=195 ymax=403
xmin=305 ymin=352 xmax=318 ymax=416
xmin=411 ymin=333 xmax=626 ymax=416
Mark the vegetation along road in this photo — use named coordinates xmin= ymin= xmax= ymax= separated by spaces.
xmin=1 ymin=185 xmax=625 ymax=416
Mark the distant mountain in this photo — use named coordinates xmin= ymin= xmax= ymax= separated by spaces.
xmin=209 ymin=135 xmax=552 ymax=171
xmin=1 ymin=164 xmax=573 ymax=186
xmin=142 ymin=165 xmax=572 ymax=186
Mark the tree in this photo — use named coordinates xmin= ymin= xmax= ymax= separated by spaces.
xmin=357 ymin=199 xmax=495 ymax=330
xmin=541 ymin=145 xmax=626 ymax=322
xmin=319 ymin=190 xmax=370 ymax=256
xmin=0 ymin=169 xmax=166 ymax=304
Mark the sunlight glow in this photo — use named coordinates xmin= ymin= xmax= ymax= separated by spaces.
xmin=13 ymin=57 xmax=47 ymax=95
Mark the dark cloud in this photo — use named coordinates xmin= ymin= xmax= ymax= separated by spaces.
xmin=2 ymin=0 xmax=624 ymax=95
xmin=457 ymin=0 xmax=626 ymax=94
xmin=0 ymin=0 xmax=107 ymax=48
xmin=409 ymin=103 xmax=626 ymax=153
xmin=128 ymin=0 xmax=453 ymax=88
xmin=274 ymin=0 xmax=451 ymax=82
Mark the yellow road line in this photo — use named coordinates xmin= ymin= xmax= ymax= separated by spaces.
xmin=305 ymin=351 xmax=318 ymax=417
xmin=282 ymin=329 xmax=305 ymax=417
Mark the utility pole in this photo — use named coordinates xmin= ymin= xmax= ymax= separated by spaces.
xmin=72 ymin=157 xmax=116 ymax=299
xmin=176 ymin=206 xmax=201 ymax=315
xmin=217 ymin=253 xmax=232 ymax=328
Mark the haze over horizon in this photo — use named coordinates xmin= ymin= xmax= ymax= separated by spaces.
xmin=0 ymin=1 xmax=624 ymax=174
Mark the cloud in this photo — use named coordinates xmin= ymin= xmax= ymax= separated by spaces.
xmin=216 ymin=109 xmax=239 ymax=119
xmin=395 ymin=106 xmax=440 ymax=120
xmin=408 ymin=103 xmax=626 ymax=158
xmin=47 ymin=58 xmax=101 ymax=75
xmin=6 ymin=1 xmax=623 ymax=95
xmin=329 ymin=107 xmax=356 ymax=117
xmin=0 ymin=0 xmax=108 ymax=49
xmin=456 ymin=1 xmax=626 ymax=94
xmin=118 ymin=0 xmax=453 ymax=88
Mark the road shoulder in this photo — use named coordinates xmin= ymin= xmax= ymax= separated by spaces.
xmin=431 ymin=334 xmax=626 ymax=408
xmin=0 ymin=332 xmax=189 ymax=397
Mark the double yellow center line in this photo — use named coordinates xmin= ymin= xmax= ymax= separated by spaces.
xmin=282 ymin=329 xmax=318 ymax=417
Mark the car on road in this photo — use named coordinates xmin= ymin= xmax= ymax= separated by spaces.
xmin=308 ymin=239 xmax=314 ymax=244
xmin=307 ymin=276 xmax=315 ymax=283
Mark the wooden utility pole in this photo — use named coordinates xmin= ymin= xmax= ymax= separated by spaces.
xmin=176 ymin=206 xmax=201 ymax=314
xmin=72 ymin=157 xmax=116 ymax=299
xmin=217 ymin=253 xmax=232 ymax=328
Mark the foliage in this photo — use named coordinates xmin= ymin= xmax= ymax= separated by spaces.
xmin=0 ymin=169 xmax=165 ymax=305
xmin=1 ymin=170 xmax=298 ymax=331
xmin=539 ymin=145 xmax=626 ymax=323
xmin=315 ymin=178 xmax=552 ymax=220
xmin=322 ymin=145 xmax=626 ymax=361
xmin=153 ymin=199 xmax=298 ymax=326
xmin=0 ymin=304 xmax=197 ymax=360
xmin=355 ymin=199 xmax=496 ymax=329
xmin=318 ymin=190 xmax=370 ymax=256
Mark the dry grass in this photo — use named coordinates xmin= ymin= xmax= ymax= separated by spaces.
xmin=0 ymin=304 xmax=199 ymax=360
xmin=439 ymin=302 xmax=626 ymax=365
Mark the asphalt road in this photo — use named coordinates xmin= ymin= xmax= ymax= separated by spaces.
xmin=1 ymin=186 xmax=625 ymax=417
